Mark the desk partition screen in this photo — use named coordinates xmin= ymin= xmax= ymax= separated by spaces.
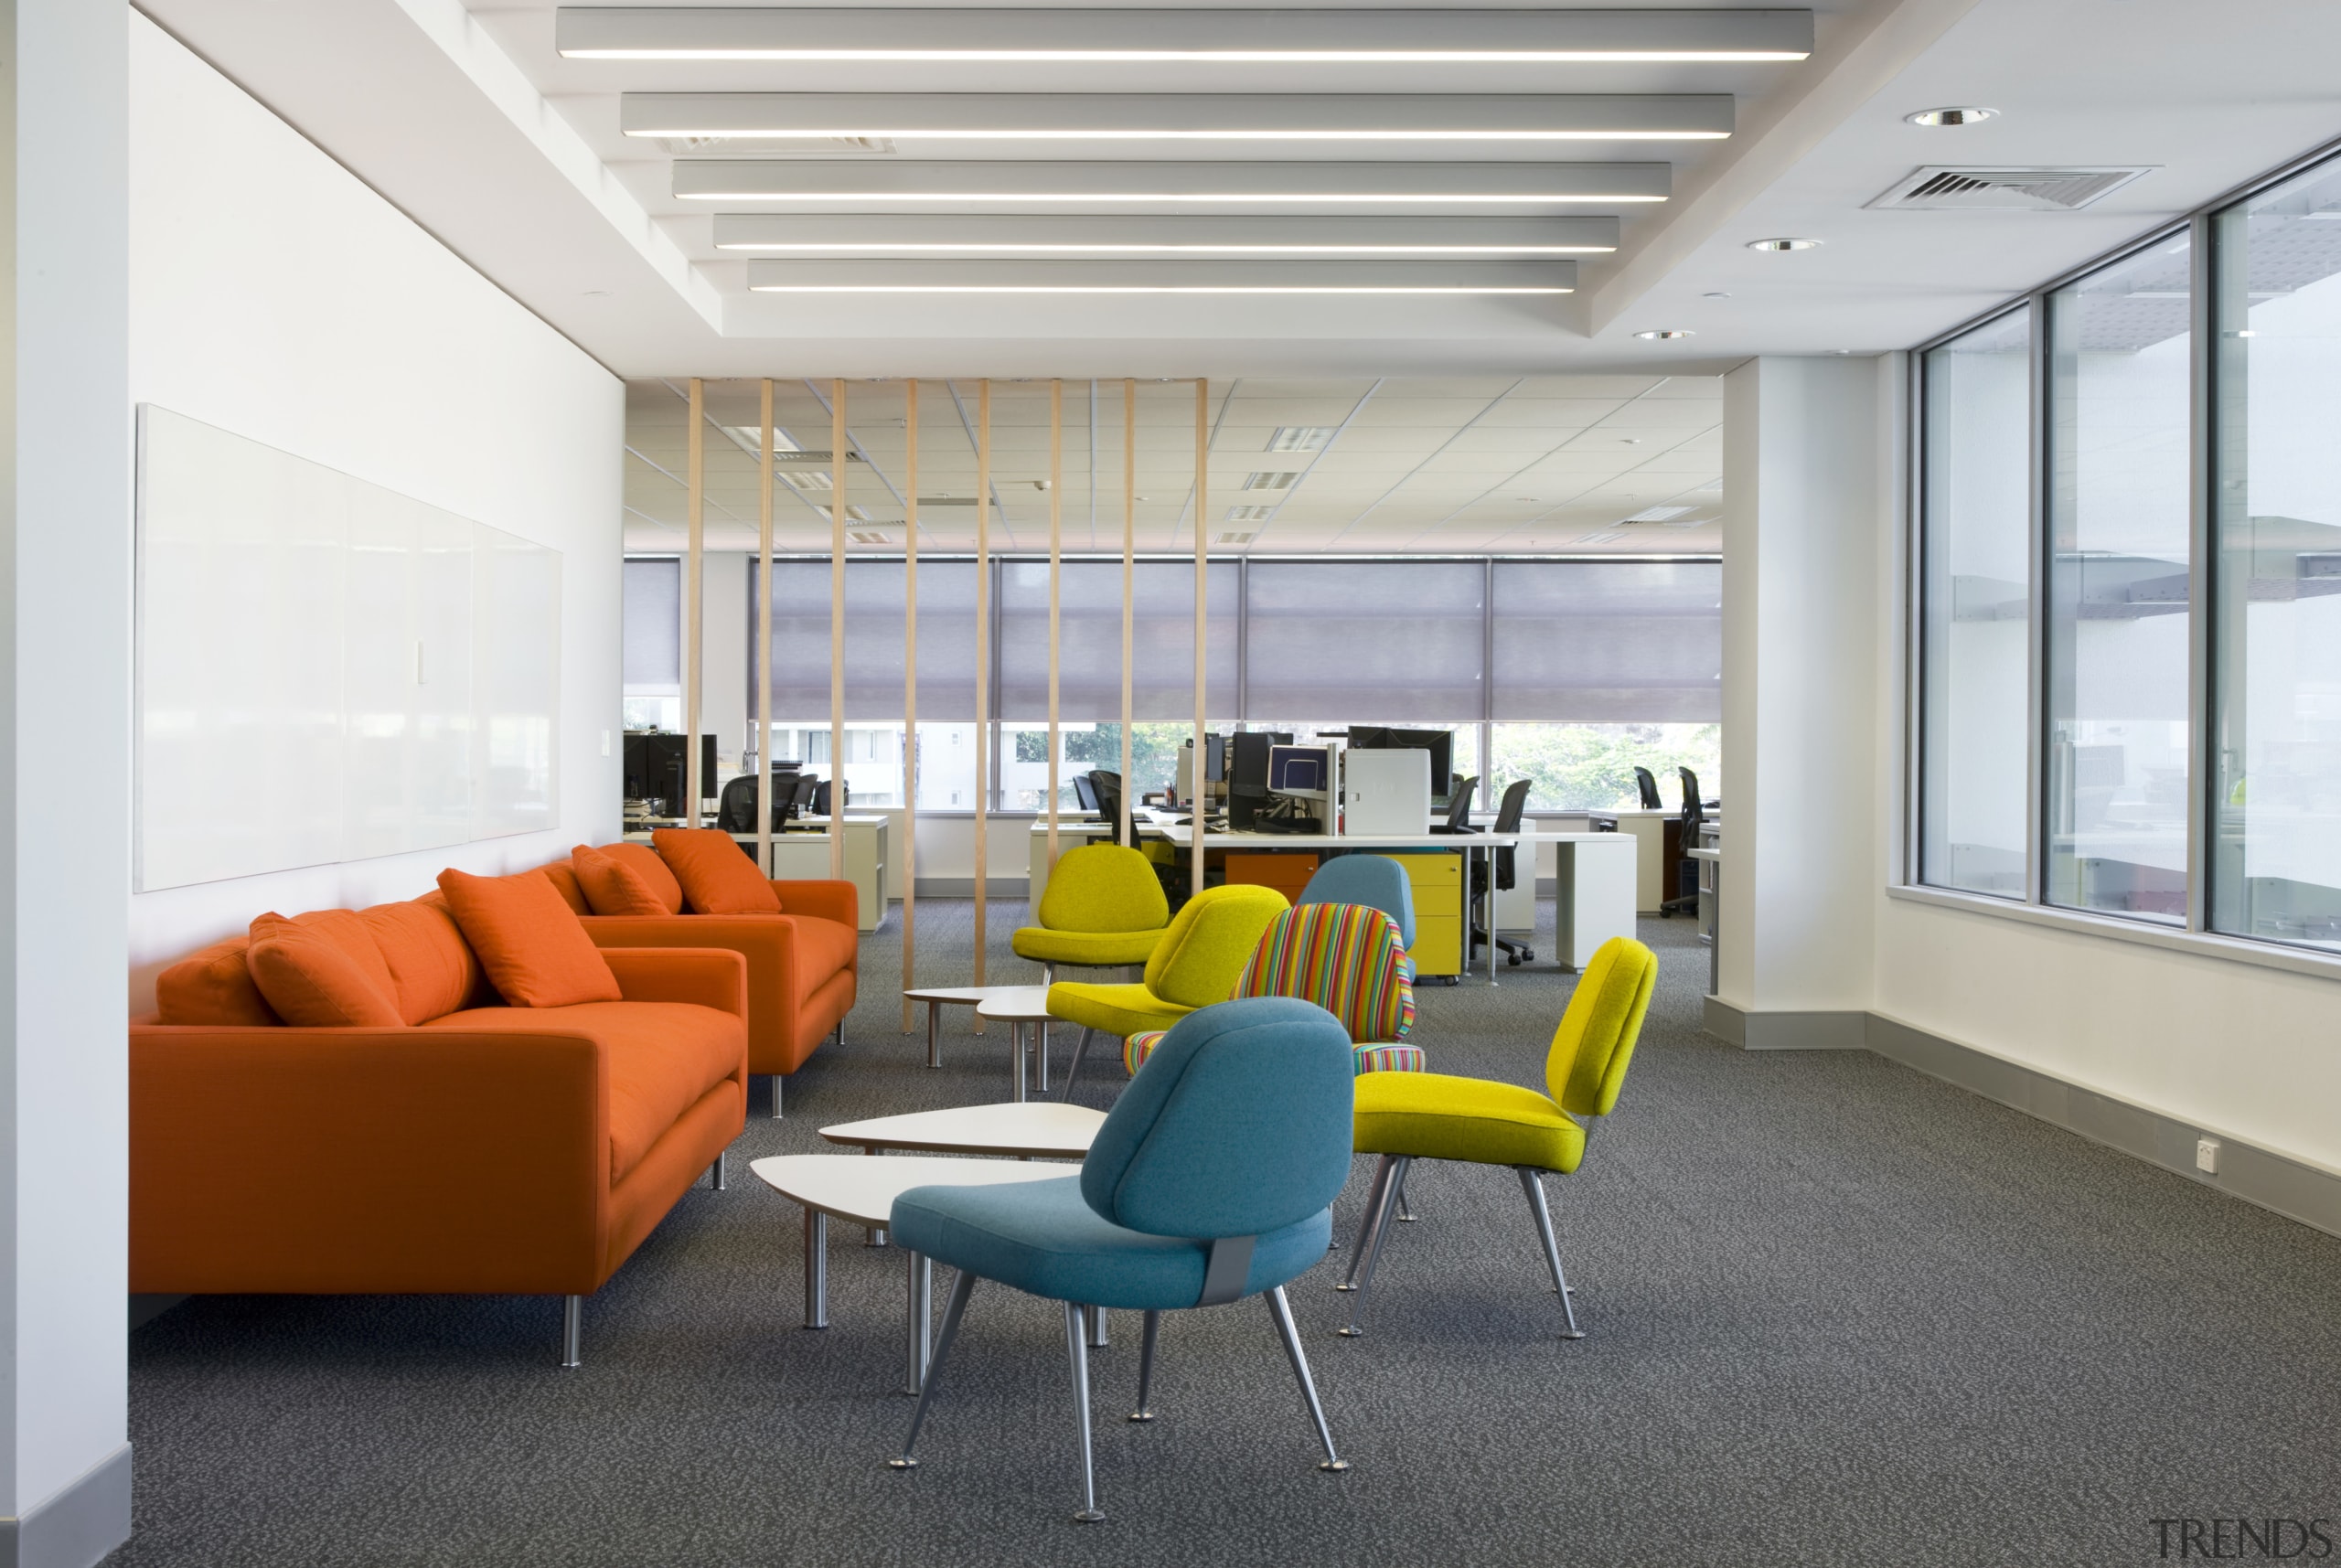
xmin=134 ymin=405 xmax=561 ymax=891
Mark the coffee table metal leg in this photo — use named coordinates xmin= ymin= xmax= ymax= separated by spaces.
xmin=864 ymin=1144 xmax=889 ymax=1247
xmin=804 ymin=1209 xmax=829 ymax=1329
xmin=903 ymin=1249 xmax=934 ymax=1394
xmin=926 ymin=1001 xmax=942 ymax=1068
xmin=1037 ymin=1019 xmax=1051 ymax=1094
xmin=1012 ymin=1020 xmax=1029 ymax=1104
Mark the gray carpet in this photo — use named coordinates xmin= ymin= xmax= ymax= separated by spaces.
xmin=119 ymin=902 xmax=2341 ymax=1567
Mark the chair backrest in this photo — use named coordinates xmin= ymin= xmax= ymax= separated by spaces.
xmin=1298 ymin=854 xmax=1415 ymax=947
xmin=1036 ymin=842 xmax=1170 ymax=934
xmin=1234 ymin=903 xmax=1414 ymax=1043
xmin=1082 ymin=996 xmax=1355 ymax=1240
xmin=1494 ymin=778 xmax=1531 ymax=833
xmin=716 ymin=774 xmax=760 ymax=833
xmin=1545 ymin=936 xmax=1659 ymax=1119
xmin=1142 ymin=884 xmax=1290 ymax=1008
xmin=1073 ymin=773 xmax=1100 ymax=812
xmin=1677 ymin=766 xmax=1703 ymax=828
xmin=1633 ymin=766 xmax=1662 ymax=810
xmin=1443 ymin=775 xmax=1478 ymax=830
xmin=790 ymin=773 xmax=822 ymax=811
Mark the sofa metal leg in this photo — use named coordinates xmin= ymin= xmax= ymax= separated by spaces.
xmin=710 ymin=1151 xmax=727 ymax=1191
xmin=560 ymin=1295 xmax=583 ymax=1369
xmin=770 ymin=1073 xmax=785 ymax=1119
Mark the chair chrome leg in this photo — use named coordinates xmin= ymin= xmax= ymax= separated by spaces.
xmin=1338 ymin=1155 xmax=1409 ymax=1336
xmin=1267 ymin=1286 xmax=1349 ymax=1472
xmin=1515 ymin=1167 xmax=1585 ymax=1339
xmin=1060 ymin=1028 xmax=1094 ymax=1103
xmin=1042 ymin=963 xmax=1054 ymax=989
xmin=1085 ymin=1302 xmax=1108 ymax=1349
xmin=1063 ymin=1301 xmax=1106 ymax=1522
xmin=1130 ymin=1309 xmax=1161 ymax=1422
xmin=559 ymin=1295 xmax=583 ymax=1369
xmin=926 ymin=1000 xmax=942 ymax=1069
xmin=902 ymin=1250 xmax=933 ymax=1395
xmin=1336 ymin=1155 xmax=1401 ymax=1293
xmin=710 ymin=1150 xmax=728 ymax=1191
xmin=804 ymin=1210 xmax=829 ymax=1329
xmin=892 ymin=1269 xmax=978 ymax=1470
xmin=770 ymin=1072 xmax=785 ymax=1120
xmin=1037 ymin=1019 xmax=1051 ymax=1095
xmin=1395 ymin=1167 xmax=1416 ymax=1221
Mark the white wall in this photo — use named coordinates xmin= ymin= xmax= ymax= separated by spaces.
xmin=125 ymin=16 xmax=623 ymax=1012
xmin=5 ymin=0 xmax=134 ymax=1549
xmin=1718 ymin=357 xmax=1880 ymax=1015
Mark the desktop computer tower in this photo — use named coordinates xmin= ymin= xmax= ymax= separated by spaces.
xmin=1342 ymin=748 xmax=1432 ymax=837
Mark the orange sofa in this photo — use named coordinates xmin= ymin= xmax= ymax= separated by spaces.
xmin=550 ymin=855 xmax=858 ymax=1117
xmin=132 ymin=894 xmax=750 ymax=1367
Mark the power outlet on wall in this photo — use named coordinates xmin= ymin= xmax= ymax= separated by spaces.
xmin=2196 ymin=1136 xmax=2221 ymax=1176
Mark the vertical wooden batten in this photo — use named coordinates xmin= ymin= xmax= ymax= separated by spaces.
xmin=829 ymin=379 xmax=848 ymax=881
xmin=902 ymin=381 xmax=920 ymax=1032
xmin=972 ymin=379 xmax=991 ymax=1000
xmin=756 ymin=379 xmax=775 ymax=876
xmin=1047 ymin=379 xmax=1063 ymax=875
xmin=1120 ymin=379 xmax=1135 ymax=849
xmin=686 ymin=377 xmax=706 ymax=827
xmin=1192 ymin=377 xmax=1208 ymax=902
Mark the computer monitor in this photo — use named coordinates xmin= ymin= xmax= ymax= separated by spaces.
xmin=1205 ymin=734 xmax=1225 ymax=784
xmin=1267 ymin=743 xmax=1333 ymax=802
xmin=624 ymin=731 xmax=718 ymax=812
xmin=1347 ymin=726 xmax=1453 ymax=798
xmin=1226 ymin=731 xmax=1292 ymax=828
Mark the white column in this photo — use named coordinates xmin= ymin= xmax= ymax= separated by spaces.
xmin=4 ymin=0 xmax=135 ymax=1560
xmin=1714 ymin=357 xmax=1883 ymax=1049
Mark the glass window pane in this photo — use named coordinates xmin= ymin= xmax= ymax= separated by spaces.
xmin=1919 ymin=308 xmax=2033 ymax=896
xmin=2046 ymin=236 xmax=2195 ymax=923
xmin=1489 ymin=722 xmax=1720 ymax=811
xmin=2211 ymin=160 xmax=2341 ymax=952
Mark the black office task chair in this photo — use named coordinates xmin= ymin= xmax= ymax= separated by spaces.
xmin=1432 ymin=775 xmax=1478 ymax=834
xmin=1073 ymin=773 xmax=1100 ymax=814
xmin=1469 ymin=778 xmax=1536 ymax=967
xmin=1633 ymin=765 xmax=1663 ymax=810
xmin=1660 ymin=766 xmax=1704 ymax=917
xmin=812 ymin=778 xmax=849 ymax=817
xmin=716 ymin=773 xmax=762 ymax=834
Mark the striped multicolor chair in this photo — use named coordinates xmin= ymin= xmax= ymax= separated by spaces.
xmin=1124 ymin=902 xmax=1423 ymax=1078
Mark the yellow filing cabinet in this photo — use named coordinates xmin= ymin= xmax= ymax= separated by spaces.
xmin=1394 ymin=851 xmax=1462 ymax=979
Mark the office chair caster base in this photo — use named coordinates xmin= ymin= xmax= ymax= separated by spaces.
xmin=1332 ymin=1282 xmax=1357 ymax=1292
xmin=886 ymin=1457 xmax=919 ymax=1471
xmin=1074 ymin=1509 xmax=1106 ymax=1524
xmin=1559 ymin=1329 xmax=1587 ymax=1341
xmin=1318 ymin=1459 xmax=1352 ymax=1474
xmin=1335 ymin=1325 xmax=1365 ymax=1338
xmin=1128 ymin=1410 xmax=1156 ymax=1424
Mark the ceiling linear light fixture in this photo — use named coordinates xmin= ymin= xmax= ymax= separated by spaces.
xmin=675 ymin=160 xmax=1673 ymax=206
xmin=1745 ymin=236 xmax=1818 ymax=251
xmin=623 ymin=93 xmax=1737 ymax=144
xmin=711 ymin=213 xmax=1620 ymax=256
xmin=744 ymin=258 xmax=1577 ymax=293
xmin=1906 ymin=106 xmax=1995 ymax=127
xmin=560 ymin=6 xmax=1812 ymax=62
xmin=1634 ymin=328 xmax=1694 ymax=339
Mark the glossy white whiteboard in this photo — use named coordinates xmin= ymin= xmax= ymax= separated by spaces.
xmin=135 ymin=406 xmax=561 ymax=891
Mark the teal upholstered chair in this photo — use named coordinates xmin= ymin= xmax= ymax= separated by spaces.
xmin=887 ymin=996 xmax=1358 ymax=1521
xmin=1299 ymin=855 xmax=1416 ymax=949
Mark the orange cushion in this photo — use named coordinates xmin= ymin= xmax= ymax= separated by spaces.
xmin=572 ymin=845 xmax=671 ymax=917
xmin=653 ymin=827 xmax=782 ymax=915
xmin=155 ymin=937 xmax=282 ymax=1027
xmin=358 ymin=899 xmax=482 ymax=1025
xmin=540 ymin=861 xmax=591 ymax=915
xmin=434 ymin=869 xmax=623 ymax=1008
xmin=603 ymin=842 xmax=684 ymax=915
xmin=424 ymin=1001 xmax=743 ymax=1182
xmin=244 ymin=912 xmax=404 ymax=1028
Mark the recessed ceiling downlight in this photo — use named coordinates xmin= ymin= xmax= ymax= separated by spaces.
xmin=1635 ymin=328 xmax=1694 ymax=340
xmin=1746 ymin=236 xmax=1818 ymax=251
xmin=1905 ymin=106 xmax=1995 ymax=127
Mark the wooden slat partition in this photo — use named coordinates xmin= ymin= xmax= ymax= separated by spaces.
xmin=1120 ymin=379 xmax=1135 ymax=848
xmin=1192 ymin=378 xmax=1208 ymax=901
xmin=828 ymin=380 xmax=847 ymax=880
xmin=902 ymin=380 xmax=919 ymax=1031
xmin=756 ymin=379 xmax=774 ymax=874
xmin=1046 ymin=379 xmax=1063 ymax=873
xmin=686 ymin=377 xmax=705 ymax=827
xmin=972 ymin=379 xmax=991 ymax=1005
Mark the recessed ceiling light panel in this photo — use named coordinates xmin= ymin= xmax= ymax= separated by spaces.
xmin=711 ymin=212 xmax=1620 ymax=256
xmin=678 ymin=159 xmax=1674 ymax=208
xmin=561 ymin=7 xmax=1813 ymax=62
xmin=1745 ymin=236 xmax=1818 ymax=251
xmin=1905 ymin=106 xmax=1996 ymax=127
xmin=625 ymin=92 xmax=1737 ymax=144
xmin=745 ymin=258 xmax=1577 ymax=293
xmin=1267 ymin=427 xmax=1338 ymax=452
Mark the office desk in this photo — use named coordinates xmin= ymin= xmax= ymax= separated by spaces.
xmin=1518 ymin=832 xmax=1638 ymax=970
xmin=625 ymin=816 xmax=890 ymax=933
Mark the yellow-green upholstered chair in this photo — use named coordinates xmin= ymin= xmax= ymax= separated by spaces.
xmin=1335 ymin=934 xmax=1657 ymax=1340
xmin=1049 ymin=884 xmax=1289 ymax=1098
xmin=1012 ymin=843 xmax=1172 ymax=987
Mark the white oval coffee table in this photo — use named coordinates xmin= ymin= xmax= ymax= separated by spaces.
xmin=975 ymin=987 xmax=1059 ymax=1102
xmin=820 ymin=1102 xmax=1106 ymax=1160
xmin=751 ymin=1154 xmax=1073 ymax=1392
xmin=902 ymin=985 xmax=1031 ymax=1069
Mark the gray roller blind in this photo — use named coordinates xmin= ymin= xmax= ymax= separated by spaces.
xmin=622 ymin=558 xmax=679 ymax=686
xmin=999 ymin=560 xmax=1237 ymax=720
xmin=1243 ymin=561 xmax=1484 ymax=720
xmin=1491 ymin=560 xmax=1721 ymax=720
xmin=758 ymin=559 xmax=981 ymax=720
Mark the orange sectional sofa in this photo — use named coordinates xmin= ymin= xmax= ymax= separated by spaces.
xmin=132 ymin=887 xmax=750 ymax=1365
xmin=546 ymin=840 xmax=859 ymax=1116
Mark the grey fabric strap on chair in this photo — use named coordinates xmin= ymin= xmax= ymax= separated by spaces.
xmin=1197 ymin=1235 xmax=1256 ymax=1307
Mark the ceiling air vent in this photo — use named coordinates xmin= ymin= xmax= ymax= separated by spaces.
xmin=847 ymin=529 xmax=894 ymax=545
xmin=1214 ymin=531 xmax=1256 ymax=545
xmin=1867 ymin=165 xmax=2154 ymax=212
